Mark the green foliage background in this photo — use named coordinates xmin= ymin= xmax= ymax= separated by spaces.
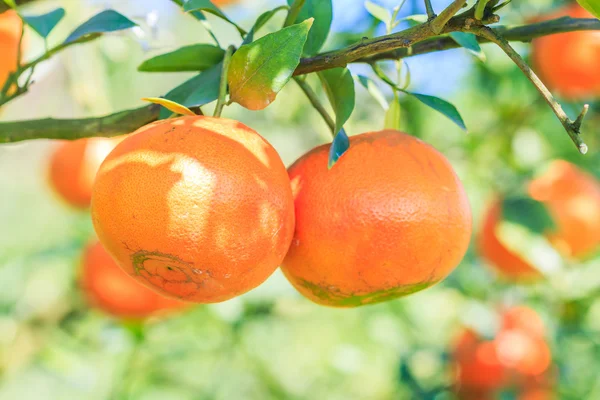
xmin=1 ymin=0 xmax=600 ymax=399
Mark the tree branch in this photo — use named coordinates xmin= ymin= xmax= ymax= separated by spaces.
xmin=0 ymin=104 xmax=160 ymax=143
xmin=431 ymin=0 xmax=467 ymax=34
xmin=1 ymin=16 xmax=599 ymax=144
xmin=472 ymin=25 xmax=588 ymax=154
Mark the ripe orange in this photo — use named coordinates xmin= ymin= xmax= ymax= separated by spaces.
xmin=531 ymin=4 xmax=600 ymax=99
xmin=528 ymin=160 xmax=600 ymax=259
xmin=478 ymin=199 xmax=544 ymax=282
xmin=212 ymin=0 xmax=238 ymax=5
xmin=452 ymin=307 xmax=553 ymax=398
xmin=91 ymin=116 xmax=294 ymax=303
xmin=281 ymin=130 xmax=472 ymax=307
xmin=48 ymin=137 xmax=121 ymax=208
xmin=0 ymin=10 xmax=21 ymax=90
xmin=81 ymin=241 xmax=187 ymax=319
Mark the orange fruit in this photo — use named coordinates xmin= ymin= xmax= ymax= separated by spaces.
xmin=0 ymin=10 xmax=21 ymax=90
xmin=48 ymin=137 xmax=121 ymax=208
xmin=477 ymin=199 xmax=544 ymax=282
xmin=281 ymin=130 xmax=472 ymax=307
xmin=212 ymin=0 xmax=238 ymax=5
xmin=81 ymin=241 xmax=187 ymax=319
xmin=452 ymin=307 xmax=553 ymax=398
xmin=91 ymin=116 xmax=294 ymax=304
xmin=531 ymin=4 xmax=600 ymax=99
xmin=528 ymin=160 xmax=600 ymax=259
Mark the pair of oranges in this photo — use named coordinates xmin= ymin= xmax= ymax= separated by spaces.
xmin=49 ymin=116 xmax=472 ymax=318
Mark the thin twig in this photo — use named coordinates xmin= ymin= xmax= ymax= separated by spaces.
xmin=284 ymin=0 xmax=306 ymax=28
xmin=424 ymin=0 xmax=435 ymax=19
xmin=294 ymin=77 xmax=335 ymax=134
xmin=430 ymin=0 xmax=466 ymax=34
xmin=473 ymin=25 xmax=588 ymax=154
xmin=213 ymin=45 xmax=234 ymax=118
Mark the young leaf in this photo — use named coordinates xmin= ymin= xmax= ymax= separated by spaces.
xmin=142 ymin=97 xmax=196 ymax=116
xmin=158 ymin=62 xmax=222 ymax=119
xmin=22 ymin=8 xmax=65 ymax=38
xmin=365 ymin=1 xmax=391 ymax=27
xmin=400 ymin=14 xmax=428 ymax=26
xmin=449 ymin=32 xmax=486 ymax=61
xmin=501 ymin=196 xmax=556 ymax=235
xmin=384 ymin=93 xmax=401 ymax=130
xmin=286 ymin=0 xmax=332 ymax=56
xmin=318 ymin=67 xmax=356 ymax=134
xmin=64 ymin=10 xmax=137 ymax=44
xmin=138 ymin=44 xmax=225 ymax=72
xmin=328 ymin=128 xmax=350 ymax=169
xmin=228 ymin=19 xmax=313 ymax=111
xmin=406 ymin=92 xmax=467 ymax=131
xmin=577 ymin=0 xmax=600 ymax=19
xmin=183 ymin=0 xmax=246 ymax=35
xmin=356 ymin=75 xmax=387 ymax=110
xmin=243 ymin=5 xmax=289 ymax=45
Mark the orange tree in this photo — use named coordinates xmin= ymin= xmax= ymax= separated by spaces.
xmin=1 ymin=0 xmax=600 ymax=398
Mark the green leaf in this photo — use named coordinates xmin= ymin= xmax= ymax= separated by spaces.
xmin=142 ymin=97 xmax=196 ymax=116
xmin=356 ymin=75 xmax=387 ymax=110
xmin=400 ymin=14 xmax=428 ymax=26
xmin=502 ymin=196 xmax=556 ymax=235
xmin=318 ymin=67 xmax=356 ymax=134
xmin=449 ymin=32 xmax=486 ymax=61
xmin=183 ymin=0 xmax=246 ymax=35
xmin=2 ymin=0 xmax=16 ymax=8
xmin=384 ymin=93 xmax=401 ymax=130
xmin=138 ymin=44 xmax=225 ymax=72
xmin=328 ymin=128 xmax=350 ymax=169
xmin=365 ymin=1 xmax=391 ymax=28
xmin=22 ymin=8 xmax=65 ymax=38
xmin=228 ymin=19 xmax=313 ymax=111
xmin=158 ymin=62 xmax=222 ymax=119
xmin=64 ymin=10 xmax=137 ymax=44
xmin=406 ymin=92 xmax=467 ymax=131
xmin=577 ymin=0 xmax=600 ymax=19
xmin=286 ymin=0 xmax=332 ymax=56
xmin=243 ymin=5 xmax=289 ymax=45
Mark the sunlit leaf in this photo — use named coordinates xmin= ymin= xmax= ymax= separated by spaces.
xmin=64 ymin=10 xmax=137 ymax=44
xmin=318 ymin=67 xmax=355 ymax=134
xmin=158 ymin=63 xmax=222 ymax=119
xmin=286 ymin=0 xmax=332 ymax=55
xmin=138 ymin=44 xmax=225 ymax=72
xmin=406 ymin=92 xmax=466 ymax=131
xmin=243 ymin=5 xmax=289 ymax=45
xmin=228 ymin=19 xmax=312 ymax=110
xmin=365 ymin=1 xmax=391 ymax=26
xmin=22 ymin=8 xmax=65 ymax=38
xmin=356 ymin=75 xmax=387 ymax=110
xmin=183 ymin=0 xmax=246 ymax=35
xmin=400 ymin=14 xmax=428 ymax=26
xmin=449 ymin=32 xmax=486 ymax=61
xmin=142 ymin=97 xmax=196 ymax=116
xmin=577 ymin=0 xmax=600 ymax=19
xmin=384 ymin=93 xmax=401 ymax=130
xmin=328 ymin=128 xmax=350 ymax=169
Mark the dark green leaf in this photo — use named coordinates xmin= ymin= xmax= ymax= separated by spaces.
xmin=158 ymin=63 xmax=222 ymax=119
xmin=243 ymin=5 xmax=289 ymax=45
xmin=356 ymin=75 xmax=387 ymax=110
xmin=64 ymin=10 xmax=137 ymax=44
xmin=449 ymin=32 xmax=485 ymax=61
xmin=22 ymin=8 xmax=65 ymax=38
xmin=577 ymin=0 xmax=600 ymax=19
xmin=228 ymin=19 xmax=312 ymax=110
xmin=502 ymin=196 xmax=556 ymax=235
xmin=286 ymin=0 xmax=332 ymax=55
xmin=138 ymin=44 xmax=225 ymax=72
xmin=406 ymin=92 xmax=467 ymax=131
xmin=183 ymin=0 xmax=246 ymax=35
xmin=328 ymin=128 xmax=350 ymax=169
xmin=318 ymin=67 xmax=356 ymax=134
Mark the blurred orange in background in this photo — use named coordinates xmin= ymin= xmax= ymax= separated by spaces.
xmin=0 ymin=10 xmax=22 ymax=93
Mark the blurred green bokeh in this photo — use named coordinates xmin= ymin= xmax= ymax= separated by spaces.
xmin=1 ymin=1 xmax=600 ymax=399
